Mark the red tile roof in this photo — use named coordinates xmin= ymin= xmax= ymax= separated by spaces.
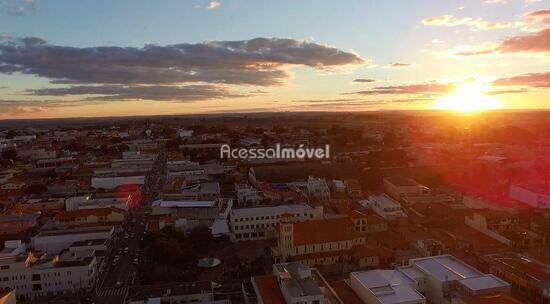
xmin=292 ymin=217 xmax=364 ymax=246
xmin=459 ymin=293 xmax=522 ymax=304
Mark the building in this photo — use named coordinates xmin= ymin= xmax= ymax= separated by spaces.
xmin=229 ymin=204 xmax=323 ymax=242
xmin=0 ymin=214 xmax=40 ymax=236
xmin=31 ymin=226 xmax=114 ymax=254
xmin=367 ymin=195 xmax=406 ymax=219
xmin=179 ymin=182 xmax=221 ymax=201
xmin=345 ymin=179 xmax=363 ymax=198
xmin=151 ymin=199 xmax=220 ymax=222
xmin=384 ymin=177 xmax=430 ymax=201
xmin=251 ymin=262 xmax=333 ymax=304
xmin=482 ymin=253 xmax=550 ymax=304
xmin=349 ymin=269 xmax=426 ymax=304
xmin=54 ymin=208 xmax=125 ymax=226
xmin=465 ymin=211 xmax=544 ymax=248
xmin=91 ymin=168 xmax=148 ymax=190
xmin=275 ymin=216 xmax=366 ymax=266
xmin=127 ymin=281 xmax=228 ymax=304
xmin=306 ymin=177 xmax=330 ymax=202
xmin=235 ymin=184 xmax=263 ymax=206
xmin=0 ymin=242 xmax=98 ymax=300
xmin=510 ymin=181 xmax=550 ymax=209
xmin=403 ymin=255 xmax=511 ymax=304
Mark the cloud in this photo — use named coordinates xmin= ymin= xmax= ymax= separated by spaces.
xmin=453 ymin=29 xmax=549 ymax=56
xmin=1 ymin=0 xmax=36 ymax=16
xmin=27 ymin=84 xmax=247 ymax=102
xmin=343 ymin=83 xmax=455 ymax=95
xmin=353 ymin=78 xmax=376 ymax=83
xmin=0 ymin=37 xmax=364 ymax=87
xmin=493 ymin=71 xmax=550 ymax=87
xmin=422 ymin=15 xmax=472 ymax=26
xmin=521 ymin=9 xmax=550 ymax=32
xmin=207 ymin=1 xmax=220 ymax=10
xmin=386 ymin=62 xmax=413 ymax=68
xmin=422 ymin=14 xmax=512 ymax=31
xmin=499 ymin=28 xmax=550 ymax=53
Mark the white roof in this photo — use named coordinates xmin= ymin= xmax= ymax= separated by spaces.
xmin=152 ymin=200 xmax=216 ymax=208
xmin=457 ymin=274 xmax=509 ymax=291
xmin=211 ymin=218 xmax=230 ymax=236
xmin=351 ymin=270 xmax=425 ymax=304
xmin=411 ymin=255 xmax=482 ymax=281
xmin=370 ymin=195 xmax=401 ymax=208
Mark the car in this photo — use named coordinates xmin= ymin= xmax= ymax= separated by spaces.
xmin=115 ymin=281 xmax=124 ymax=288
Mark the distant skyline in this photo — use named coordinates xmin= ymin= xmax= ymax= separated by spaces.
xmin=0 ymin=0 xmax=549 ymax=119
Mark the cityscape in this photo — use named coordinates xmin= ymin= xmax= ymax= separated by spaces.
xmin=0 ymin=1 xmax=549 ymax=304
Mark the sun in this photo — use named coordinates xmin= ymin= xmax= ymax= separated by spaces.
xmin=434 ymin=82 xmax=503 ymax=113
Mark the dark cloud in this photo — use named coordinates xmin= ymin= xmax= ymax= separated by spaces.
xmin=343 ymin=83 xmax=455 ymax=95
xmin=0 ymin=37 xmax=364 ymax=87
xmin=353 ymin=78 xmax=376 ymax=83
xmin=27 ymin=84 xmax=246 ymax=102
xmin=493 ymin=71 xmax=550 ymax=88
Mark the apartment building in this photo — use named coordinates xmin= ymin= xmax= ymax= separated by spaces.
xmin=229 ymin=204 xmax=323 ymax=241
xmin=0 ymin=241 xmax=98 ymax=300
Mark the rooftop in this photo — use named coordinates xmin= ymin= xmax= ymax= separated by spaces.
xmin=350 ymin=269 xmax=425 ymax=304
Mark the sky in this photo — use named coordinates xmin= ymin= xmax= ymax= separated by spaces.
xmin=0 ymin=0 xmax=549 ymax=119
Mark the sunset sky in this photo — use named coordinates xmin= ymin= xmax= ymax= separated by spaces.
xmin=0 ymin=0 xmax=549 ymax=119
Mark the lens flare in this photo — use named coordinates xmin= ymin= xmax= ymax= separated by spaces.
xmin=434 ymin=82 xmax=503 ymax=113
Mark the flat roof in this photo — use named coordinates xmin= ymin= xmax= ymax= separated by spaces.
xmin=351 ymin=269 xmax=425 ymax=304
xmin=231 ymin=204 xmax=314 ymax=218
xmin=152 ymin=200 xmax=216 ymax=208
xmin=411 ymin=255 xmax=482 ymax=281
xmin=457 ymin=274 xmax=510 ymax=291
xmin=369 ymin=195 xmax=402 ymax=208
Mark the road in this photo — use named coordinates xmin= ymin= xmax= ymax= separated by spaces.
xmin=93 ymin=152 xmax=166 ymax=304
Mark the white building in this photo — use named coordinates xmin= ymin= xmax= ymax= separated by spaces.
xmin=349 ymin=269 xmax=426 ymax=304
xmin=229 ymin=204 xmax=322 ymax=241
xmin=0 ymin=241 xmax=98 ymax=300
xmin=31 ymin=226 xmax=114 ymax=254
xmin=368 ymin=195 xmax=406 ymax=219
xmin=306 ymin=176 xmax=330 ymax=202
xmin=347 ymin=255 xmax=511 ymax=304
xmin=235 ymin=184 xmax=263 ymax=206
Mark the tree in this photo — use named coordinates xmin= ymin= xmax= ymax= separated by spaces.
xmin=1 ymin=149 xmax=17 ymax=161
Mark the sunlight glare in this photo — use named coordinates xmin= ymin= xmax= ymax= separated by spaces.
xmin=434 ymin=82 xmax=503 ymax=113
